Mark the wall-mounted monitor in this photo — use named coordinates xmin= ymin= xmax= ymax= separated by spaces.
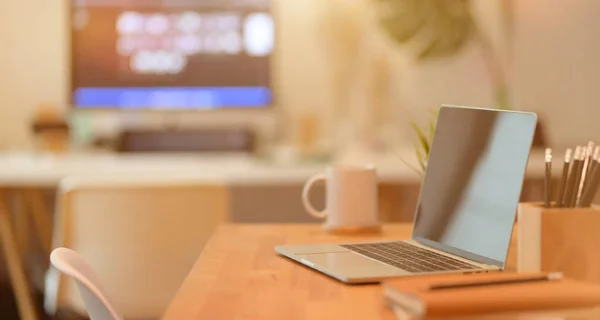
xmin=70 ymin=0 xmax=273 ymax=109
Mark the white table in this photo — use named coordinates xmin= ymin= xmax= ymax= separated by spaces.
xmin=0 ymin=148 xmax=550 ymax=187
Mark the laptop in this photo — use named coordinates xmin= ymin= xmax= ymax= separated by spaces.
xmin=275 ymin=105 xmax=538 ymax=283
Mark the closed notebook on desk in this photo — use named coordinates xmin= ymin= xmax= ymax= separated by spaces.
xmin=383 ymin=272 xmax=600 ymax=319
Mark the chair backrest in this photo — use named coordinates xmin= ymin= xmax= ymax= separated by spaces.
xmin=44 ymin=174 xmax=228 ymax=318
xmin=50 ymin=247 xmax=122 ymax=320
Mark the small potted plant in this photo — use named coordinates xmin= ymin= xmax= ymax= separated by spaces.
xmin=375 ymin=0 xmax=545 ymax=173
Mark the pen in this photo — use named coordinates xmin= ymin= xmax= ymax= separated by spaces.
xmin=587 ymin=145 xmax=599 ymax=176
xmin=569 ymin=150 xmax=586 ymax=208
xmin=544 ymin=148 xmax=552 ymax=208
xmin=579 ymin=159 xmax=600 ymax=208
xmin=428 ymin=272 xmax=563 ymax=291
xmin=588 ymin=146 xmax=600 ymax=182
xmin=576 ymin=141 xmax=595 ymax=206
xmin=580 ymin=145 xmax=599 ymax=206
xmin=555 ymin=148 xmax=572 ymax=208
xmin=564 ymin=146 xmax=583 ymax=208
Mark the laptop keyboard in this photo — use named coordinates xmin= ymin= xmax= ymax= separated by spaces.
xmin=340 ymin=241 xmax=478 ymax=273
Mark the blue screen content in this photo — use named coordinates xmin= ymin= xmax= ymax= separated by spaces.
xmin=71 ymin=0 xmax=273 ymax=109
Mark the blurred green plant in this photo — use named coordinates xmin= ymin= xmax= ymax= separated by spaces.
xmin=377 ymin=0 xmax=473 ymax=60
xmin=375 ymin=0 xmax=513 ymax=174
xmin=399 ymin=108 xmax=438 ymax=174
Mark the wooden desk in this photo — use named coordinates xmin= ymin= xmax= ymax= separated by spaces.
xmin=0 ymin=149 xmax=542 ymax=320
xmin=162 ymin=224 xmax=517 ymax=320
xmin=0 ymin=150 xmax=419 ymax=320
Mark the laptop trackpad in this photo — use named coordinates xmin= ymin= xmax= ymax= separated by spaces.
xmin=296 ymin=252 xmax=405 ymax=278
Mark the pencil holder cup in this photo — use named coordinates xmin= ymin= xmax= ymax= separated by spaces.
xmin=517 ymin=202 xmax=600 ymax=283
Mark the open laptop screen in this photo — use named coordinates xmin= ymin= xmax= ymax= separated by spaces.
xmin=412 ymin=106 xmax=537 ymax=267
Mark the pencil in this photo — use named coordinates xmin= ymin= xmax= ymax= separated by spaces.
xmin=587 ymin=145 xmax=599 ymax=176
xmin=564 ymin=146 xmax=583 ymax=208
xmin=580 ymin=145 xmax=599 ymax=205
xmin=589 ymin=146 xmax=600 ymax=179
xmin=544 ymin=148 xmax=552 ymax=208
xmin=579 ymin=159 xmax=600 ymax=208
xmin=576 ymin=141 xmax=595 ymax=206
xmin=555 ymin=148 xmax=572 ymax=208
xmin=570 ymin=150 xmax=586 ymax=208
xmin=428 ymin=272 xmax=563 ymax=291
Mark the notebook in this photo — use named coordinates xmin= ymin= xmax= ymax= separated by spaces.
xmin=383 ymin=272 xmax=600 ymax=319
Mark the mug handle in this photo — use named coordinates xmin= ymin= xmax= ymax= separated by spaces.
xmin=302 ymin=174 xmax=327 ymax=219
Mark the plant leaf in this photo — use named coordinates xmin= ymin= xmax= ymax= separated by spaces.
xmin=377 ymin=0 xmax=475 ymax=61
xmin=400 ymin=158 xmax=423 ymax=177
xmin=427 ymin=107 xmax=440 ymax=140
xmin=413 ymin=144 xmax=427 ymax=172
xmin=378 ymin=0 xmax=428 ymax=44
xmin=399 ymin=156 xmax=424 ymax=176
xmin=428 ymin=116 xmax=436 ymax=141
xmin=410 ymin=120 xmax=430 ymax=155
xmin=393 ymin=149 xmax=424 ymax=176
xmin=415 ymin=1 xmax=472 ymax=59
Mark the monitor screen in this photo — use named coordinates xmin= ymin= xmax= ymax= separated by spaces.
xmin=412 ymin=106 xmax=537 ymax=267
xmin=70 ymin=0 xmax=273 ymax=109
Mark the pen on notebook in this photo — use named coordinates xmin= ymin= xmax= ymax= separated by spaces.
xmin=555 ymin=148 xmax=572 ymax=208
xmin=428 ymin=272 xmax=563 ymax=291
xmin=576 ymin=141 xmax=595 ymax=206
xmin=579 ymin=158 xmax=600 ymax=208
xmin=544 ymin=148 xmax=552 ymax=208
xmin=563 ymin=146 xmax=583 ymax=208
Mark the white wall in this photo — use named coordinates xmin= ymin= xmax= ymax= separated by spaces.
xmin=0 ymin=0 xmax=68 ymax=148
xmin=0 ymin=0 xmax=598 ymax=149
xmin=513 ymin=0 xmax=600 ymax=145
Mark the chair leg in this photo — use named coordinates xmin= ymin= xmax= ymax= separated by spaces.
xmin=0 ymin=193 xmax=38 ymax=320
xmin=10 ymin=189 xmax=30 ymax=256
xmin=23 ymin=188 xmax=53 ymax=257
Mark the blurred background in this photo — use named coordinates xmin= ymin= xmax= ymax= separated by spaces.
xmin=0 ymin=0 xmax=599 ymax=319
